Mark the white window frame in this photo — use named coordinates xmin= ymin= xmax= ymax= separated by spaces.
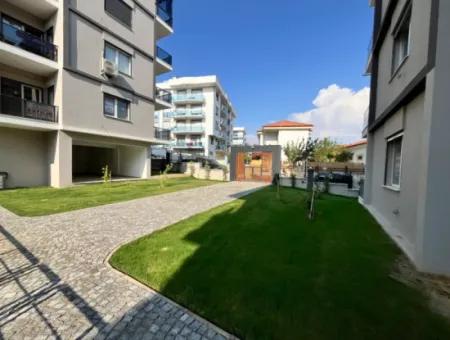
xmin=104 ymin=42 xmax=132 ymax=76
xmin=384 ymin=132 xmax=404 ymax=190
xmin=391 ymin=3 xmax=412 ymax=75
xmin=104 ymin=93 xmax=130 ymax=121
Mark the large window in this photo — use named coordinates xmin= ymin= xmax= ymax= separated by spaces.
xmin=105 ymin=0 xmax=132 ymax=27
xmin=104 ymin=94 xmax=130 ymax=121
xmin=385 ymin=133 xmax=403 ymax=189
xmin=392 ymin=4 xmax=411 ymax=74
xmin=104 ymin=43 xmax=131 ymax=76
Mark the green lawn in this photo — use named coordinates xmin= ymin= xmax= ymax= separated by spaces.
xmin=110 ymin=187 xmax=450 ymax=340
xmin=0 ymin=177 xmax=216 ymax=217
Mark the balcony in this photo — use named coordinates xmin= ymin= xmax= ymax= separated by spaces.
xmin=156 ymin=46 xmax=173 ymax=75
xmin=154 ymin=127 xmax=171 ymax=141
xmin=172 ymin=108 xmax=204 ymax=119
xmin=156 ymin=0 xmax=174 ymax=40
xmin=155 ymin=87 xmax=172 ymax=110
xmin=0 ymin=22 xmax=58 ymax=76
xmin=172 ymin=125 xmax=204 ymax=134
xmin=172 ymin=141 xmax=204 ymax=149
xmin=0 ymin=94 xmax=58 ymax=123
xmin=4 ymin=0 xmax=59 ymax=20
xmin=172 ymin=93 xmax=205 ymax=104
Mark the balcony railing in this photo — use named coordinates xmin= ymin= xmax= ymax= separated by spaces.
xmin=172 ymin=93 xmax=204 ymax=103
xmin=173 ymin=125 xmax=204 ymax=133
xmin=154 ymin=127 xmax=171 ymax=140
xmin=156 ymin=46 xmax=172 ymax=65
xmin=172 ymin=108 xmax=204 ymax=118
xmin=0 ymin=94 xmax=58 ymax=123
xmin=173 ymin=141 xmax=204 ymax=148
xmin=156 ymin=87 xmax=172 ymax=103
xmin=1 ymin=22 xmax=58 ymax=61
xmin=157 ymin=0 xmax=173 ymax=27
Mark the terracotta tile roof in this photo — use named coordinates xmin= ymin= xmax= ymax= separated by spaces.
xmin=263 ymin=120 xmax=313 ymax=128
xmin=345 ymin=139 xmax=368 ymax=148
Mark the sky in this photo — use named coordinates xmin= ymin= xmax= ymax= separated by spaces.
xmin=157 ymin=0 xmax=374 ymax=144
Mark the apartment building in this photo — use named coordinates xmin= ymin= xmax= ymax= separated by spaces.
xmin=232 ymin=127 xmax=246 ymax=146
xmin=364 ymin=0 xmax=450 ymax=274
xmin=0 ymin=0 xmax=173 ymax=188
xmin=155 ymin=76 xmax=236 ymax=160
xmin=257 ymin=120 xmax=313 ymax=162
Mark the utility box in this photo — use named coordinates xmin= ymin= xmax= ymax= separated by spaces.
xmin=0 ymin=172 xmax=8 ymax=190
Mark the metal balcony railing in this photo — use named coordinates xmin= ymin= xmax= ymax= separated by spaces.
xmin=154 ymin=127 xmax=171 ymax=140
xmin=156 ymin=87 xmax=172 ymax=103
xmin=172 ymin=108 xmax=204 ymax=118
xmin=1 ymin=22 xmax=58 ymax=61
xmin=173 ymin=141 xmax=203 ymax=148
xmin=156 ymin=46 xmax=172 ymax=65
xmin=172 ymin=93 xmax=204 ymax=103
xmin=0 ymin=94 xmax=58 ymax=122
xmin=173 ymin=125 xmax=204 ymax=133
xmin=157 ymin=0 xmax=173 ymax=27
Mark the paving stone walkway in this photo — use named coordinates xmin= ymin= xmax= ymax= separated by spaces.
xmin=0 ymin=182 xmax=266 ymax=339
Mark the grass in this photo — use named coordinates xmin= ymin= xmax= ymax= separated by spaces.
xmin=0 ymin=177 xmax=216 ymax=217
xmin=110 ymin=187 xmax=450 ymax=340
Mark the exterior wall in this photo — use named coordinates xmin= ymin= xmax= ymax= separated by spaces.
xmin=0 ymin=127 xmax=50 ymax=188
xmin=117 ymin=145 xmax=151 ymax=178
xmin=348 ymin=144 xmax=367 ymax=163
xmin=259 ymin=129 xmax=311 ymax=161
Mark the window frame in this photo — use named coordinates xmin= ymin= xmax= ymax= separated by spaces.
xmin=103 ymin=93 xmax=131 ymax=121
xmin=104 ymin=0 xmax=133 ymax=28
xmin=104 ymin=42 xmax=132 ymax=77
xmin=391 ymin=2 xmax=412 ymax=76
xmin=384 ymin=132 xmax=404 ymax=190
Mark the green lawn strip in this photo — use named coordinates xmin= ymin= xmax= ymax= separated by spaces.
xmin=110 ymin=187 xmax=450 ymax=340
xmin=0 ymin=177 xmax=216 ymax=217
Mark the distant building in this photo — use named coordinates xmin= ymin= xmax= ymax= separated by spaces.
xmin=155 ymin=76 xmax=236 ymax=160
xmin=345 ymin=140 xmax=367 ymax=164
xmin=257 ymin=120 xmax=313 ymax=162
xmin=232 ymin=127 xmax=246 ymax=145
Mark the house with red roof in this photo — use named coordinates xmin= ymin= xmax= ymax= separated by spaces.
xmin=345 ymin=139 xmax=367 ymax=164
xmin=257 ymin=120 xmax=313 ymax=162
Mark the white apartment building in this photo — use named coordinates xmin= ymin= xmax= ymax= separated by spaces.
xmin=0 ymin=0 xmax=174 ymax=188
xmin=155 ymin=76 xmax=236 ymax=160
xmin=232 ymin=127 xmax=246 ymax=145
xmin=364 ymin=0 xmax=450 ymax=275
xmin=257 ymin=120 xmax=313 ymax=162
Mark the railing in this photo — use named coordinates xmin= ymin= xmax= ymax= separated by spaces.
xmin=156 ymin=87 xmax=172 ymax=103
xmin=173 ymin=141 xmax=203 ymax=148
xmin=1 ymin=22 xmax=58 ymax=61
xmin=173 ymin=125 xmax=204 ymax=133
xmin=172 ymin=93 xmax=204 ymax=103
xmin=0 ymin=94 xmax=58 ymax=122
xmin=154 ymin=127 xmax=171 ymax=140
xmin=157 ymin=0 xmax=173 ymax=27
xmin=172 ymin=108 xmax=204 ymax=118
xmin=156 ymin=46 xmax=172 ymax=65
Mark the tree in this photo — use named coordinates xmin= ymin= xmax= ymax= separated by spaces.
xmin=313 ymin=138 xmax=343 ymax=163
xmin=283 ymin=138 xmax=318 ymax=168
xmin=335 ymin=150 xmax=354 ymax=162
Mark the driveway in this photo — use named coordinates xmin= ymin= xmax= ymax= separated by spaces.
xmin=0 ymin=181 xmax=266 ymax=339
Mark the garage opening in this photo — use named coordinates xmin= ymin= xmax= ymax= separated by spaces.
xmin=73 ymin=145 xmax=117 ymax=180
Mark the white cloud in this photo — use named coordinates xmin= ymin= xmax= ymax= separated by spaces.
xmin=289 ymin=84 xmax=370 ymax=144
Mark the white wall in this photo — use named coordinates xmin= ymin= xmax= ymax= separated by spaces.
xmin=117 ymin=145 xmax=151 ymax=178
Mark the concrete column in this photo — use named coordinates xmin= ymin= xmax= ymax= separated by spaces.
xmin=48 ymin=131 xmax=72 ymax=188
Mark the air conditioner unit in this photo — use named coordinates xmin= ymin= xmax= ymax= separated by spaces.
xmin=102 ymin=59 xmax=118 ymax=77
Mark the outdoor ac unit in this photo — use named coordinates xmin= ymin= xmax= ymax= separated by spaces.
xmin=102 ymin=59 xmax=118 ymax=77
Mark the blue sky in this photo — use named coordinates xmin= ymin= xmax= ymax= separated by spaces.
xmin=157 ymin=0 xmax=374 ymax=142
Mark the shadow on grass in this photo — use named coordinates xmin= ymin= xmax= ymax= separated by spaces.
xmin=119 ymin=187 xmax=450 ymax=340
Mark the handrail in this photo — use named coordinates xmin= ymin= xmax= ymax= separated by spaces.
xmin=0 ymin=94 xmax=58 ymax=122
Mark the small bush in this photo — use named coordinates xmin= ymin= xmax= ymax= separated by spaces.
xmin=101 ymin=165 xmax=112 ymax=183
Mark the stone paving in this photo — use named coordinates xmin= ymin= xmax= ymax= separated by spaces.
xmin=0 ymin=181 xmax=266 ymax=339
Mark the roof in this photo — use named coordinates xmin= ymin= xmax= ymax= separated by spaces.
xmin=345 ymin=139 xmax=368 ymax=148
xmin=262 ymin=120 xmax=313 ymax=129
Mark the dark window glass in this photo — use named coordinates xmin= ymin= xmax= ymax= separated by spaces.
xmin=105 ymin=0 xmax=132 ymax=27
xmin=104 ymin=95 xmax=115 ymax=117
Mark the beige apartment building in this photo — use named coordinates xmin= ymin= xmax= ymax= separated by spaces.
xmin=0 ymin=0 xmax=173 ymax=188
xmin=364 ymin=0 xmax=450 ymax=275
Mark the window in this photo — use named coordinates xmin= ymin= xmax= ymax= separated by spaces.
xmin=104 ymin=94 xmax=130 ymax=120
xmin=105 ymin=0 xmax=132 ymax=27
xmin=384 ymin=134 xmax=403 ymax=188
xmin=104 ymin=43 xmax=131 ymax=76
xmin=392 ymin=4 xmax=411 ymax=74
